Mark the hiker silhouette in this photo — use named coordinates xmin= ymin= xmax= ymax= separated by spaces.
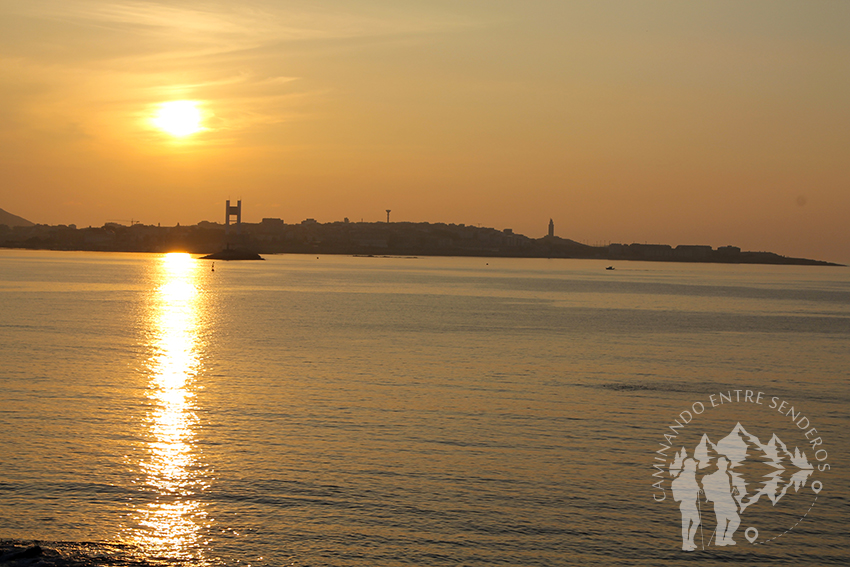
xmin=671 ymin=458 xmax=701 ymax=551
xmin=701 ymin=456 xmax=741 ymax=546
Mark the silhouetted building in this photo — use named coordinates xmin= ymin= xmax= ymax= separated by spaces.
xmin=259 ymin=218 xmax=284 ymax=236
xmin=549 ymin=219 xmax=554 ymax=238
xmin=675 ymin=245 xmax=712 ymax=260
xmin=629 ymin=243 xmax=674 ymax=259
xmin=609 ymin=243 xmax=626 ymax=257
xmin=225 ymin=200 xmax=242 ymax=234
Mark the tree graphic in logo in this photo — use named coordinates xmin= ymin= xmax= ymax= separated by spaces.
xmin=669 ymin=423 xmax=815 ymax=551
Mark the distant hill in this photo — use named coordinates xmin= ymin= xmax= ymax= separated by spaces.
xmin=0 ymin=208 xmax=35 ymax=227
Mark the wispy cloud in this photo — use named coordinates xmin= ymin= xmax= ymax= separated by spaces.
xmin=10 ymin=1 xmax=471 ymax=59
xmin=0 ymin=1 xmax=474 ymax=143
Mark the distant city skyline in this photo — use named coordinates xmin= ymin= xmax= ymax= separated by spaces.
xmin=1 ymin=1 xmax=848 ymax=263
xmin=1 ymin=203 xmax=846 ymax=265
xmin=2 ymin=211 xmax=838 ymax=266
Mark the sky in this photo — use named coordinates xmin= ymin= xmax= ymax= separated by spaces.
xmin=1 ymin=0 xmax=848 ymax=263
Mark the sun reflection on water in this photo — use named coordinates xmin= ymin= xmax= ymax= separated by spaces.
xmin=128 ymin=252 xmax=211 ymax=563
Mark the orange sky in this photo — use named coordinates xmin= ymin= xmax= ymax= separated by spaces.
xmin=1 ymin=1 xmax=848 ymax=263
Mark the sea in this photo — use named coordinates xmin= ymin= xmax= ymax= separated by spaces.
xmin=0 ymin=250 xmax=848 ymax=566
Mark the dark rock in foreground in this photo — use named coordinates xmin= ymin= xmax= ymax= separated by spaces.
xmin=2 ymin=544 xmax=43 ymax=562
xmin=0 ymin=540 xmax=158 ymax=566
xmin=199 ymin=248 xmax=263 ymax=261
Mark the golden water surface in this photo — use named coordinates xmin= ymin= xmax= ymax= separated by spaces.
xmin=128 ymin=253 xmax=211 ymax=562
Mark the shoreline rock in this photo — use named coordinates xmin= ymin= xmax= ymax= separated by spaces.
xmin=199 ymin=248 xmax=263 ymax=261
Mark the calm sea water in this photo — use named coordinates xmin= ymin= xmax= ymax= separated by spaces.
xmin=0 ymin=250 xmax=848 ymax=566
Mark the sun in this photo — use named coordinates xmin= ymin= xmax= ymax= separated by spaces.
xmin=152 ymin=101 xmax=204 ymax=137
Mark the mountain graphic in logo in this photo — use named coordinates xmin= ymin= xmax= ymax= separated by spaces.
xmin=670 ymin=423 xmax=814 ymax=512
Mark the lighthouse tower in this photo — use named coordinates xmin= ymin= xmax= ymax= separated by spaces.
xmin=548 ymin=218 xmax=554 ymax=238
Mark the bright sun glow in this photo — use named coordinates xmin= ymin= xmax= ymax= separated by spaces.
xmin=152 ymin=101 xmax=203 ymax=137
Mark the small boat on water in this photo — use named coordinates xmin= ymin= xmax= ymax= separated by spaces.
xmin=606 ymin=266 xmax=615 ymax=270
